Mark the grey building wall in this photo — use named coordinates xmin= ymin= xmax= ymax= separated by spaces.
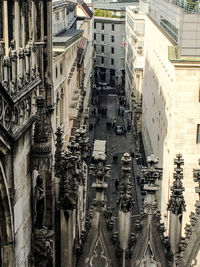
xmin=94 ymin=17 xmax=125 ymax=86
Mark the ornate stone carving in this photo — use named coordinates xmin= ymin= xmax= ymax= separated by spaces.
xmin=90 ymin=152 xmax=110 ymax=208
xmin=0 ymin=43 xmax=4 ymax=57
xmin=25 ymin=71 xmax=30 ymax=84
xmin=90 ymin=152 xmax=110 ymax=184
xmin=59 ymin=151 xmax=78 ymax=210
xmin=55 ymin=126 xmax=89 ymax=211
xmin=10 ymin=50 xmax=17 ymax=62
xmin=18 ymin=48 xmax=25 ymax=59
xmin=54 ymin=127 xmax=63 ymax=178
xmin=10 ymin=81 xmax=16 ymax=95
xmin=141 ymin=154 xmax=162 ymax=186
xmin=4 ymin=105 xmax=12 ymax=130
xmin=34 ymin=174 xmax=45 ymax=229
xmin=17 ymin=75 xmax=23 ymax=89
xmin=31 ymin=67 xmax=36 ymax=80
xmin=167 ymin=154 xmax=186 ymax=215
xmin=30 ymin=228 xmax=54 ymax=267
xmin=25 ymin=45 xmax=31 ymax=57
xmin=117 ymin=153 xmax=134 ymax=212
xmin=2 ymin=56 xmax=10 ymax=67
xmin=32 ymin=96 xmax=51 ymax=154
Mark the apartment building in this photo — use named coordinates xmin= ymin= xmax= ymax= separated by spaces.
xmin=94 ymin=3 xmax=128 ymax=87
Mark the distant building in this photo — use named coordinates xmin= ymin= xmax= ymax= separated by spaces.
xmin=125 ymin=4 xmax=146 ymax=131
xmin=52 ymin=0 xmax=93 ymax=146
xmin=53 ymin=1 xmax=82 ymax=146
xmin=93 ymin=2 xmax=131 ymax=87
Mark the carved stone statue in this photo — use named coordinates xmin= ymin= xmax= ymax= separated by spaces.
xmin=34 ymin=174 xmax=45 ymax=229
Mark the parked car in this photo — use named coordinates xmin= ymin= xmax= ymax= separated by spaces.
xmin=115 ymin=125 xmax=124 ymax=135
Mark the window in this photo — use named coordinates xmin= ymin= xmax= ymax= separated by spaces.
xmin=111 ymin=36 xmax=114 ymax=42
xmin=94 ymin=33 xmax=96 ymax=40
xmin=112 ymin=24 xmax=114 ymax=31
xmin=101 ymin=34 xmax=104 ymax=41
xmin=101 ymin=57 xmax=104 ymax=64
xmin=101 ymin=46 xmax=104 ymax=53
xmin=160 ymin=16 xmax=178 ymax=43
xmin=111 ymin=58 xmax=114 ymax=65
xmin=197 ymin=124 xmax=200 ymax=143
xmin=102 ymin=23 xmax=104 ymax=30
xmin=94 ymin=22 xmax=96 ymax=29
xmin=111 ymin=47 xmax=114 ymax=54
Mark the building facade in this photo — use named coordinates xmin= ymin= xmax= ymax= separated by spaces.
xmin=125 ymin=0 xmax=200 ymax=264
xmin=93 ymin=3 xmax=127 ymax=87
xmin=52 ymin=1 xmax=93 ymax=266
xmin=0 ymin=1 xmax=54 ymax=266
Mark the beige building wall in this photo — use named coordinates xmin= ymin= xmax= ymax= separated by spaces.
xmin=173 ymin=66 xmax=200 ymax=228
xmin=53 ymin=41 xmax=79 ymax=147
xmin=142 ymin=15 xmax=200 ymax=231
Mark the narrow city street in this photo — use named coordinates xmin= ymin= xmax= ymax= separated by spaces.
xmin=88 ymin=88 xmax=142 ymax=216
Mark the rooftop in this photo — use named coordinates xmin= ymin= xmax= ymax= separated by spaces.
xmin=94 ymin=1 xmax=138 ymax=11
xmin=53 ymin=29 xmax=83 ymax=48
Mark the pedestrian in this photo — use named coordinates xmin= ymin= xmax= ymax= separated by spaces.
xmin=113 ymin=155 xmax=116 ymax=164
xmin=114 ymin=179 xmax=119 ymax=190
xmin=115 ymin=155 xmax=118 ymax=163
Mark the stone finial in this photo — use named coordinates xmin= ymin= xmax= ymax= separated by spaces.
xmin=117 ymin=153 xmax=134 ymax=213
xmin=59 ymin=151 xmax=78 ymax=210
xmin=54 ymin=127 xmax=63 ymax=178
xmin=193 ymin=164 xmax=200 ymax=197
xmin=32 ymin=96 xmax=51 ymax=154
xmin=167 ymin=154 xmax=186 ymax=215
xmin=90 ymin=152 xmax=110 ymax=183
xmin=90 ymin=152 xmax=110 ymax=207
xmin=141 ymin=154 xmax=162 ymax=186
xmin=74 ymin=127 xmax=89 ymax=158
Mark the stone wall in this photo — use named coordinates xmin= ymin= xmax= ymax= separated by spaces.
xmin=13 ymin=128 xmax=32 ymax=266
